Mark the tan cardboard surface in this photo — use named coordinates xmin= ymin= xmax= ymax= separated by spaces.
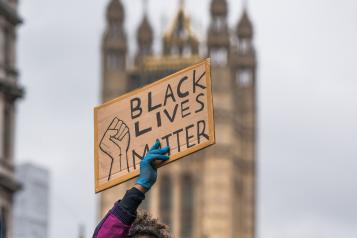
xmin=94 ymin=58 xmax=215 ymax=193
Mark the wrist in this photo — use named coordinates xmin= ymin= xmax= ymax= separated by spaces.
xmin=134 ymin=184 xmax=148 ymax=193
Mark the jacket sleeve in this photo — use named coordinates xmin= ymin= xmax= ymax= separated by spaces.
xmin=93 ymin=187 xmax=145 ymax=238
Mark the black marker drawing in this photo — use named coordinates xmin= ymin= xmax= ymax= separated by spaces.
xmin=99 ymin=117 xmax=131 ymax=181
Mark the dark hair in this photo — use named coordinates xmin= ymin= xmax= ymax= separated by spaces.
xmin=128 ymin=210 xmax=171 ymax=238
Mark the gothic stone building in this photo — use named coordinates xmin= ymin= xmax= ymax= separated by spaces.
xmin=99 ymin=1 xmax=257 ymax=238
xmin=0 ymin=0 xmax=23 ymax=237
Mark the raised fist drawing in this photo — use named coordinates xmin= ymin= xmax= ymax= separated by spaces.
xmin=99 ymin=117 xmax=131 ymax=181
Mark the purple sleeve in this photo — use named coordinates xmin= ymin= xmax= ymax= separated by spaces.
xmin=93 ymin=188 xmax=145 ymax=238
xmin=94 ymin=213 xmax=131 ymax=238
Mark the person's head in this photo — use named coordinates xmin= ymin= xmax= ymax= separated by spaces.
xmin=128 ymin=210 xmax=171 ymax=238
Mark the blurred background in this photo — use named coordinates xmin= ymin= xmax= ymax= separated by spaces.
xmin=0 ymin=0 xmax=356 ymax=237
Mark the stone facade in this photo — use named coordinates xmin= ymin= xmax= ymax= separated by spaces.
xmin=99 ymin=1 xmax=257 ymax=238
xmin=0 ymin=1 xmax=23 ymax=237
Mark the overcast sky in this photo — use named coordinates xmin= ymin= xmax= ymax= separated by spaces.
xmin=15 ymin=0 xmax=357 ymax=237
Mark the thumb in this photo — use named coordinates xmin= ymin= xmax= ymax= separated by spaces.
xmin=105 ymin=129 xmax=118 ymax=138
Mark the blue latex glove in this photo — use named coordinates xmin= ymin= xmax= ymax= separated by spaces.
xmin=136 ymin=140 xmax=170 ymax=190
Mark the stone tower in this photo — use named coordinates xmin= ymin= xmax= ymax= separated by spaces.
xmin=208 ymin=0 xmax=230 ymax=65
xmin=231 ymin=9 xmax=257 ymax=238
xmin=101 ymin=0 xmax=127 ymax=102
xmin=99 ymin=1 xmax=257 ymax=238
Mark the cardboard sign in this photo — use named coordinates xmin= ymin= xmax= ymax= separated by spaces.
xmin=94 ymin=58 xmax=215 ymax=192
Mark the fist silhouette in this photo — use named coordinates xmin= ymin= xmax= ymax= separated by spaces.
xmin=100 ymin=117 xmax=131 ymax=181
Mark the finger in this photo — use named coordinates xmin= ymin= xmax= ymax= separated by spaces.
xmin=150 ymin=146 xmax=170 ymax=155
xmin=108 ymin=118 xmax=119 ymax=130
xmin=119 ymin=130 xmax=129 ymax=141
xmin=118 ymin=126 xmax=129 ymax=140
xmin=146 ymin=154 xmax=169 ymax=162
xmin=117 ymin=120 xmax=125 ymax=136
xmin=115 ymin=120 xmax=123 ymax=138
xmin=149 ymin=140 xmax=160 ymax=151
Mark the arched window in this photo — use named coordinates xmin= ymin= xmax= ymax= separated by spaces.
xmin=106 ymin=52 xmax=117 ymax=70
xmin=210 ymin=49 xmax=227 ymax=66
xmin=180 ymin=174 xmax=194 ymax=238
xmin=160 ymin=175 xmax=172 ymax=227
xmin=236 ymin=69 xmax=253 ymax=87
xmin=213 ymin=17 xmax=225 ymax=30
xmin=239 ymin=39 xmax=251 ymax=54
xmin=110 ymin=23 xmax=120 ymax=38
xmin=106 ymin=51 xmax=124 ymax=71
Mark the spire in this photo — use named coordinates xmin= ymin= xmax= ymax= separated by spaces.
xmin=207 ymin=0 xmax=230 ymax=63
xmin=136 ymin=0 xmax=153 ymax=64
xmin=237 ymin=9 xmax=253 ymax=39
xmin=102 ymin=0 xmax=127 ymax=74
xmin=103 ymin=0 xmax=127 ymax=51
xmin=137 ymin=16 xmax=153 ymax=46
xmin=162 ymin=0 xmax=199 ymax=56
xmin=102 ymin=0 xmax=128 ymax=101
xmin=235 ymin=7 xmax=255 ymax=58
xmin=137 ymin=0 xmax=153 ymax=47
xmin=210 ymin=0 xmax=228 ymax=18
xmin=106 ymin=0 xmax=125 ymax=24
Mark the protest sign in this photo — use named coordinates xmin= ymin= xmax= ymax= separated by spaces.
xmin=94 ymin=58 xmax=215 ymax=192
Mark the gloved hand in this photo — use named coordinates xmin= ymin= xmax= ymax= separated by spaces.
xmin=136 ymin=140 xmax=170 ymax=191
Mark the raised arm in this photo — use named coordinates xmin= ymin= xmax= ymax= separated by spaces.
xmin=93 ymin=140 xmax=170 ymax=238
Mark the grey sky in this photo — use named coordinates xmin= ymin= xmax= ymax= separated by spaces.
xmin=16 ymin=0 xmax=357 ymax=237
